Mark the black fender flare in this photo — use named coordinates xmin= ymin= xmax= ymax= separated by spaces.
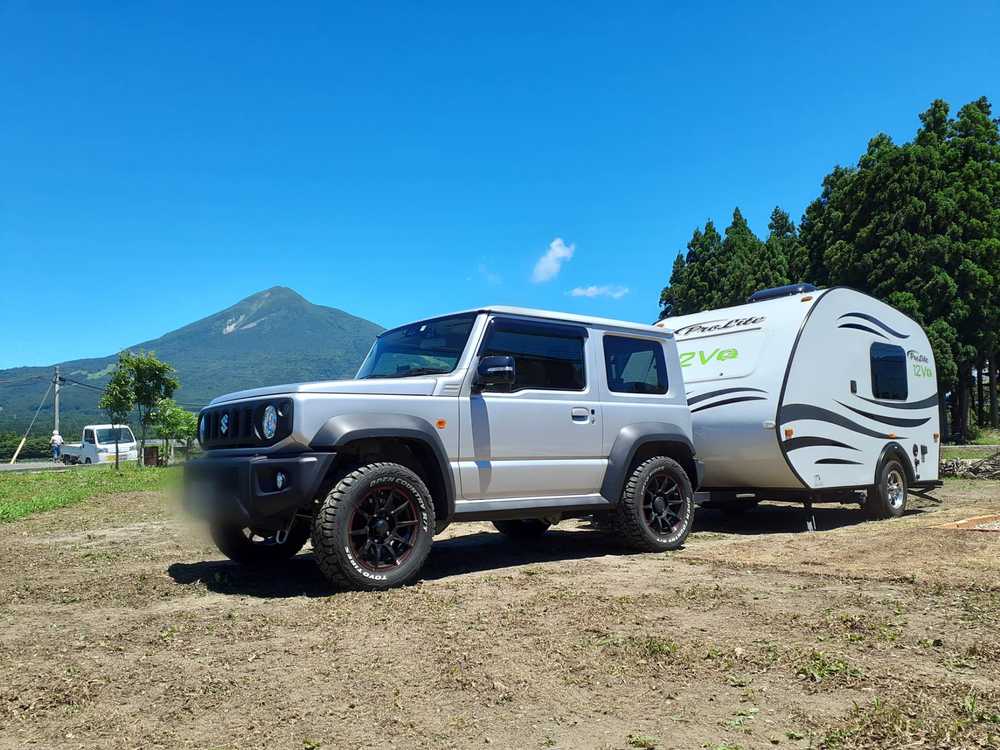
xmin=310 ymin=413 xmax=455 ymax=520
xmin=600 ymin=422 xmax=698 ymax=503
xmin=874 ymin=441 xmax=915 ymax=487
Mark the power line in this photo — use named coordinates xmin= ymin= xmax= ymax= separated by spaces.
xmin=61 ymin=377 xmax=105 ymax=392
xmin=8 ymin=380 xmax=53 ymax=464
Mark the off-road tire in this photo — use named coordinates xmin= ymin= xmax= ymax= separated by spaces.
xmin=492 ymin=519 xmax=551 ymax=539
xmin=866 ymin=457 xmax=908 ymax=520
xmin=612 ymin=456 xmax=694 ymax=552
xmin=210 ymin=520 xmax=311 ymax=565
xmin=311 ymin=462 xmax=435 ymax=591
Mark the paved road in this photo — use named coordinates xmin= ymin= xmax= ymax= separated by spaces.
xmin=0 ymin=460 xmax=88 ymax=474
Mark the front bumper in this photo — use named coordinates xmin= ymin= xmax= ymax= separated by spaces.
xmin=184 ymin=451 xmax=335 ymax=530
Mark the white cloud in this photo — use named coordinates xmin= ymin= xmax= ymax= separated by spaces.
xmin=569 ymin=284 xmax=630 ymax=299
xmin=531 ymin=237 xmax=575 ymax=283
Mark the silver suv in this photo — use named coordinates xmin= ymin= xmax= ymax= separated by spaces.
xmin=185 ymin=306 xmax=702 ymax=590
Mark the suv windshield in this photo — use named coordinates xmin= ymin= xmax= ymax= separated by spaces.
xmin=96 ymin=427 xmax=135 ymax=444
xmin=357 ymin=313 xmax=477 ymax=379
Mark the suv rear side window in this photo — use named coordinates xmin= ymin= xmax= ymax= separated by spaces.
xmin=870 ymin=342 xmax=907 ymax=400
xmin=604 ymin=335 xmax=669 ymax=394
xmin=480 ymin=318 xmax=586 ymax=392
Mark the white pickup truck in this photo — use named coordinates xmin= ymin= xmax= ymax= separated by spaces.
xmin=62 ymin=425 xmax=139 ymax=465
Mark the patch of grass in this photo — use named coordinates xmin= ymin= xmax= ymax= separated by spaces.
xmin=971 ymin=428 xmax=1000 ymax=446
xmin=819 ymin=610 xmax=903 ymax=643
xmin=795 ymin=651 xmax=862 ymax=683
xmin=942 ymin=445 xmax=997 ymax=459
xmin=0 ymin=465 xmax=176 ymax=522
xmin=626 ymin=734 xmax=658 ymax=749
xmin=820 ymin=691 xmax=1000 ymax=749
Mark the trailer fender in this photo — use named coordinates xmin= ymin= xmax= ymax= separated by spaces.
xmin=600 ymin=423 xmax=698 ymax=504
xmin=874 ymin=441 xmax=916 ymax=486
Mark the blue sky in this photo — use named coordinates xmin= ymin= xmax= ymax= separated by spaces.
xmin=2 ymin=1 xmax=998 ymax=369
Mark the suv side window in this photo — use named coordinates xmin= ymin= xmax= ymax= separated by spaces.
xmin=604 ymin=335 xmax=669 ymax=394
xmin=480 ymin=318 xmax=586 ymax=392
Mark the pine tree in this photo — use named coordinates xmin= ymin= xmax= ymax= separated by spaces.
xmin=767 ymin=207 xmax=806 ymax=283
xmin=720 ymin=208 xmax=763 ymax=306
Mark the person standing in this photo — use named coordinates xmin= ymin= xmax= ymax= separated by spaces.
xmin=50 ymin=430 xmax=63 ymax=462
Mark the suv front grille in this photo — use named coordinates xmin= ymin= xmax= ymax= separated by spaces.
xmin=198 ymin=398 xmax=293 ymax=449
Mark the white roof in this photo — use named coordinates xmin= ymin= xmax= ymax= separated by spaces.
xmin=395 ymin=305 xmax=674 ymax=337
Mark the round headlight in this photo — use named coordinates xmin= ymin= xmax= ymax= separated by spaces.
xmin=262 ymin=405 xmax=278 ymax=440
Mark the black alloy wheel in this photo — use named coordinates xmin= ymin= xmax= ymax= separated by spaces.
xmin=348 ymin=484 xmax=422 ymax=571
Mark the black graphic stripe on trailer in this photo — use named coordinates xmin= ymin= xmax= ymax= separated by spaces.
xmin=837 ymin=312 xmax=910 ymax=339
xmin=691 ymin=395 xmax=768 ymax=413
xmin=835 ymin=401 xmax=931 ymax=428
xmin=836 ymin=322 xmax=888 ymax=338
xmin=783 ymin=436 xmax=860 ymax=452
xmin=815 ymin=458 xmax=863 ymax=465
xmin=780 ymin=403 xmax=905 ymax=441
xmin=687 ymin=387 xmax=767 ymax=406
xmin=852 ymin=393 xmax=939 ymax=411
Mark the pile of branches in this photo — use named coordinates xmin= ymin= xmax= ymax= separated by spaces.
xmin=940 ymin=450 xmax=1000 ymax=480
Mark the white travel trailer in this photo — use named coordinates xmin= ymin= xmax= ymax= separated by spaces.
xmin=656 ymin=285 xmax=941 ymax=522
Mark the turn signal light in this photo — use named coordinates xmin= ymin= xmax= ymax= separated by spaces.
xmin=436 ymin=419 xmax=447 ymax=429
xmin=933 ymin=432 xmax=940 ymax=443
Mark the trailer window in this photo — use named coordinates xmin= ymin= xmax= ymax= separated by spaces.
xmin=870 ymin=343 xmax=907 ymax=400
xmin=603 ymin=336 xmax=668 ymax=394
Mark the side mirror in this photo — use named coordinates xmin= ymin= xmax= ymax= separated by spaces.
xmin=476 ymin=355 xmax=516 ymax=389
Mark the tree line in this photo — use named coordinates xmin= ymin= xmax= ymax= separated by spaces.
xmin=659 ymin=97 xmax=1000 ymax=440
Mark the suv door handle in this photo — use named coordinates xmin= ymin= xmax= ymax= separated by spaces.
xmin=571 ymin=407 xmax=590 ymax=422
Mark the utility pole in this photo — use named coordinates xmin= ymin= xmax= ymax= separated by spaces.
xmin=53 ymin=366 xmax=61 ymax=435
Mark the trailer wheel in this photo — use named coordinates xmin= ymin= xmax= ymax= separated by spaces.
xmin=210 ymin=520 xmax=311 ymax=565
xmin=866 ymin=458 xmax=908 ymax=520
xmin=613 ymin=456 xmax=694 ymax=552
xmin=492 ymin=519 xmax=551 ymax=539
xmin=311 ymin=462 xmax=435 ymax=591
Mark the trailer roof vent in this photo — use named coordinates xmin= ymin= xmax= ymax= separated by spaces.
xmin=747 ymin=283 xmax=817 ymax=303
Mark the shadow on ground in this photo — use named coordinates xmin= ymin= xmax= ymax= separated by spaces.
xmin=167 ymin=502 xmax=923 ymax=598
xmin=167 ymin=529 xmax=631 ymax=599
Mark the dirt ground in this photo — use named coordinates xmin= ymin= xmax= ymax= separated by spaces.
xmin=2 ymin=481 xmax=999 ymax=750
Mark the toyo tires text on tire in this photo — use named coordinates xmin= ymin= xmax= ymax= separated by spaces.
xmin=311 ymin=462 xmax=435 ymax=591
xmin=612 ymin=456 xmax=694 ymax=552
xmin=866 ymin=457 xmax=908 ymax=520
xmin=210 ymin=521 xmax=311 ymax=565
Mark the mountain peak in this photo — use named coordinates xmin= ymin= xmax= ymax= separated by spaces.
xmin=0 ymin=287 xmax=384 ymax=433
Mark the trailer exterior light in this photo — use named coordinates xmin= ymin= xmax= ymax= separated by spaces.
xmin=933 ymin=432 xmax=940 ymax=442
xmin=262 ymin=405 xmax=278 ymax=440
xmin=784 ymin=428 xmax=794 ymax=439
